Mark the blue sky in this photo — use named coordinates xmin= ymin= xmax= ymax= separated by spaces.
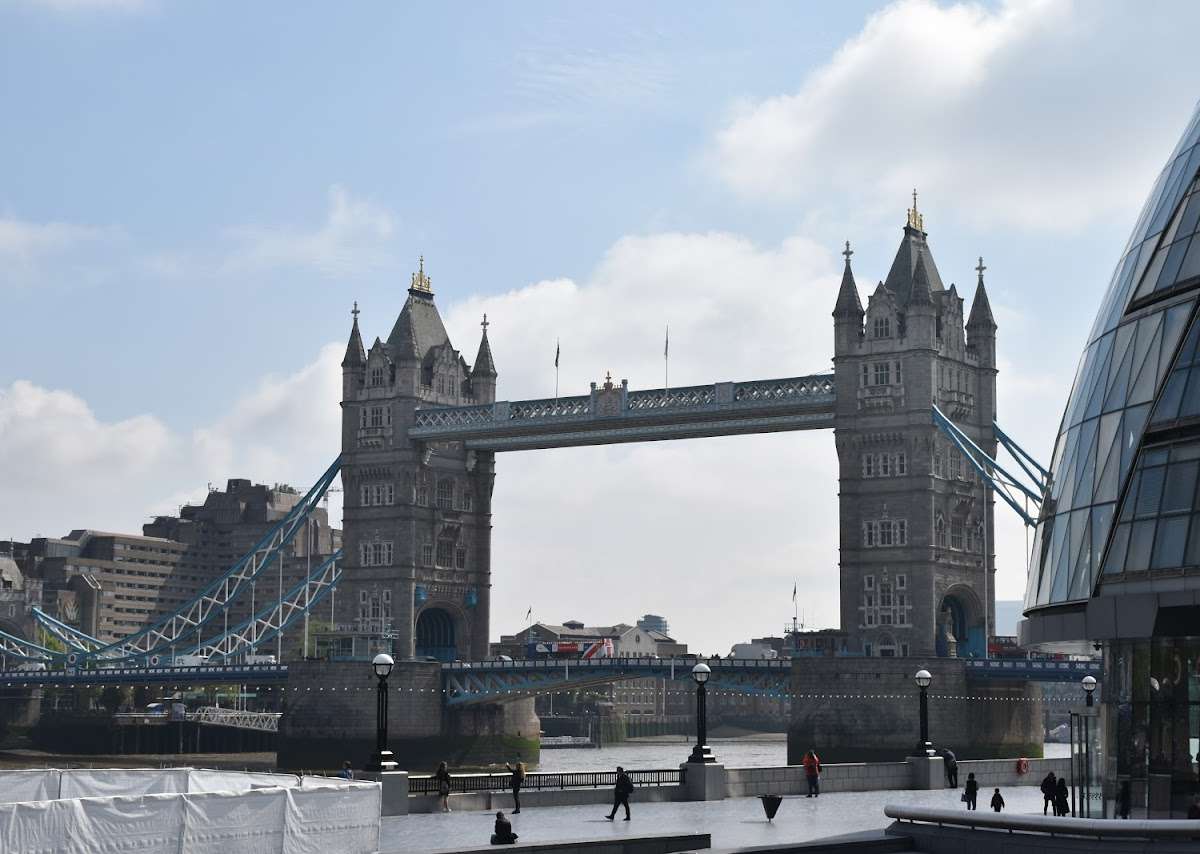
xmin=4 ymin=0 xmax=1200 ymax=651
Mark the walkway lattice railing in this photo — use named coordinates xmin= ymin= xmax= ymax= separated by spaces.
xmin=408 ymin=768 xmax=684 ymax=795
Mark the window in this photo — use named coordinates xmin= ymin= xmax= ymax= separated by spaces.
xmin=864 ymin=520 xmax=906 ymax=548
xmin=416 ymin=480 xmax=429 ymax=507
xmin=436 ymin=539 xmax=453 ymax=567
xmin=935 ymin=514 xmax=948 ymax=548
xmin=455 ymin=545 xmax=467 ymax=569
xmin=896 ymin=453 xmax=907 ymax=475
xmin=872 ymin=362 xmax=891 ymax=386
xmin=864 ymin=575 xmax=875 ymax=590
xmin=459 ymin=489 xmax=473 ymax=512
xmin=420 ymin=541 xmax=434 ymax=566
xmin=895 ymin=361 xmax=903 ymax=384
xmin=873 ymin=316 xmax=891 ymax=338
xmin=860 ymin=364 xmax=868 ymax=387
xmin=950 ymin=518 xmax=964 ymax=550
xmin=880 ymin=454 xmax=892 ymax=477
xmin=862 ymin=455 xmax=876 ymax=477
xmin=359 ymin=541 xmax=394 ymax=567
xmin=370 ymin=406 xmax=386 ymax=428
xmin=901 ymin=643 xmax=910 ymax=657
xmin=933 ymin=450 xmax=945 ymax=478
xmin=370 ymin=366 xmax=385 ymax=387
xmin=436 ymin=479 xmax=454 ymax=510
xmin=897 ymin=574 xmax=906 ymax=589
xmin=360 ymin=484 xmax=370 ymax=505
xmin=359 ymin=408 xmax=368 ymax=429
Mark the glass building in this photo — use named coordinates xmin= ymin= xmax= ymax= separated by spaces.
xmin=1020 ymin=99 xmax=1200 ymax=818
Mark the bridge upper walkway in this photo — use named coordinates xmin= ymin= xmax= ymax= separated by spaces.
xmin=407 ymin=374 xmax=836 ymax=450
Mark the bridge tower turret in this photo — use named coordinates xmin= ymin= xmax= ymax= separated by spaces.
xmin=831 ymin=197 xmax=997 ymax=658
xmin=338 ymin=259 xmax=496 ymax=662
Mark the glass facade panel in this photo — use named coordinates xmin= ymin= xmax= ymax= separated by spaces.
xmin=1030 ymin=98 xmax=1200 ymax=608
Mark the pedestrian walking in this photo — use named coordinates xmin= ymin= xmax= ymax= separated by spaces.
xmin=802 ymin=749 xmax=822 ymax=797
xmin=505 ymin=756 xmax=526 ymax=814
xmin=1187 ymin=795 xmax=1200 ymax=819
xmin=1040 ymin=771 xmax=1056 ymax=815
xmin=990 ymin=788 xmax=1005 ymax=812
xmin=942 ymin=748 xmax=958 ymax=788
xmin=490 ymin=811 xmax=518 ymax=845
xmin=1055 ymin=776 xmax=1069 ymax=817
xmin=962 ymin=772 xmax=978 ymax=810
xmin=339 ymin=760 xmax=354 ymax=780
xmin=434 ymin=761 xmax=453 ymax=813
xmin=604 ymin=766 xmax=633 ymax=821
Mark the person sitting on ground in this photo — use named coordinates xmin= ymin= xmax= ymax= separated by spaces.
xmin=339 ymin=760 xmax=354 ymax=780
xmin=490 ymin=811 xmax=518 ymax=845
xmin=990 ymin=787 xmax=1005 ymax=813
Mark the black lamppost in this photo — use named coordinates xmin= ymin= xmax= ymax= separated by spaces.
xmin=688 ymin=662 xmax=715 ymax=764
xmin=365 ymin=652 xmax=398 ymax=772
xmin=911 ymin=668 xmax=934 ymax=757
xmin=1082 ymin=674 xmax=1097 ymax=707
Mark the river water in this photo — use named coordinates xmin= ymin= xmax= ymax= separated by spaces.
xmin=533 ymin=736 xmax=1069 ymax=772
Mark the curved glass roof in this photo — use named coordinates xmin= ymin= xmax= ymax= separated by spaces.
xmin=1027 ymin=100 xmax=1200 ymax=611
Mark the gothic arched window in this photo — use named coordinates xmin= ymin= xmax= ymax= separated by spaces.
xmin=873 ymin=315 xmax=891 ymax=339
xmin=935 ymin=513 xmax=947 ymax=548
xmin=436 ymin=479 xmax=454 ymax=509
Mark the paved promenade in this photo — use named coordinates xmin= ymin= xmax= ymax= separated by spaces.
xmin=381 ymin=784 xmax=1045 ymax=852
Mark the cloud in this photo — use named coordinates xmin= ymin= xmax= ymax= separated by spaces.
xmin=222 ymin=185 xmax=396 ymax=277
xmin=433 ymin=229 xmax=843 ymax=650
xmin=0 ymin=345 xmax=343 ymax=540
xmin=712 ymin=0 xmax=1200 ymax=231
xmin=0 ymin=215 xmax=117 ymax=287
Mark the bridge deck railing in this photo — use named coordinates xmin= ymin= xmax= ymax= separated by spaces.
xmin=408 ymin=768 xmax=684 ymax=795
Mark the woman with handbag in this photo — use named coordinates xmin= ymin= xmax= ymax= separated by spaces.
xmin=434 ymin=761 xmax=453 ymax=812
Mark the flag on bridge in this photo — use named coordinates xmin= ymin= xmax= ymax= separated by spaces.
xmin=792 ymin=581 xmax=797 ymax=603
xmin=555 ymin=339 xmax=560 ymax=369
xmin=525 ymin=606 xmax=532 ymax=621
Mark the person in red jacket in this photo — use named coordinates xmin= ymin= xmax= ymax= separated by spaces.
xmin=802 ymin=749 xmax=822 ymax=797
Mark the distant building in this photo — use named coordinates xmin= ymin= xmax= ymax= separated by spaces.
xmin=636 ymin=614 xmax=669 ymax=635
xmin=494 ymin=618 xmax=688 ymax=719
xmin=19 ymin=478 xmax=340 ymax=653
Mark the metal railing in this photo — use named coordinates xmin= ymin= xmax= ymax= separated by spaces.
xmin=885 ymin=805 xmax=1200 ymax=839
xmin=409 ymin=768 xmax=684 ymax=795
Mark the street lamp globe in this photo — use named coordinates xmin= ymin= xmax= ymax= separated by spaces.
xmin=1082 ymin=675 xmax=1097 ymax=694
xmin=914 ymin=669 xmax=932 ymax=689
xmin=692 ymin=663 xmax=711 ymax=685
xmin=373 ymin=653 xmax=395 ymax=680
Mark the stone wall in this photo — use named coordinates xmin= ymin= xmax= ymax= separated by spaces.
xmin=787 ymin=657 xmax=1042 ymax=763
xmin=277 ymin=660 xmax=539 ymax=772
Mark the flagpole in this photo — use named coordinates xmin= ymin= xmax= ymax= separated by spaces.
xmin=664 ymin=324 xmax=669 ymax=393
xmin=554 ymin=338 xmax=560 ymax=406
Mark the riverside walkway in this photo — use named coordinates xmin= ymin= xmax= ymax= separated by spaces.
xmin=381 ymin=784 xmax=1045 ymax=852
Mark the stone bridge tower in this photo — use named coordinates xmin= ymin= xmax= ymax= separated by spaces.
xmin=338 ymin=259 xmax=496 ymax=661
xmin=832 ymin=200 xmax=998 ymax=658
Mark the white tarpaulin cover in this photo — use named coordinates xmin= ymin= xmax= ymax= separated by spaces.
xmin=0 ymin=783 xmax=380 ymax=854
xmin=0 ymin=768 xmax=305 ymax=805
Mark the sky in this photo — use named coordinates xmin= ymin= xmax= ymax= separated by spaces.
xmin=3 ymin=0 xmax=1200 ymax=654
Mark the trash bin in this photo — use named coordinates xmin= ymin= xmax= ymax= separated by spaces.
xmin=759 ymin=794 xmax=783 ymax=821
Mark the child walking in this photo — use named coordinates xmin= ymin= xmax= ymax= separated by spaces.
xmin=990 ymin=787 xmax=1005 ymax=813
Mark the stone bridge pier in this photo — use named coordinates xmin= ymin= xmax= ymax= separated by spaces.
xmin=276 ymin=660 xmax=539 ymax=772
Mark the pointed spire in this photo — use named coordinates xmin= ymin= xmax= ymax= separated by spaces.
xmin=409 ymin=255 xmax=433 ymax=296
xmin=341 ymin=301 xmax=366 ymax=368
xmin=472 ymin=313 xmax=497 ymax=377
xmin=832 ymin=240 xmax=865 ymax=319
xmin=909 ymin=253 xmax=934 ymax=306
xmin=967 ymin=256 xmax=997 ymax=330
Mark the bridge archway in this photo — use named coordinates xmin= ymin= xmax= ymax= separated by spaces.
xmin=416 ymin=606 xmax=459 ymax=662
xmin=937 ymin=586 xmax=984 ymax=658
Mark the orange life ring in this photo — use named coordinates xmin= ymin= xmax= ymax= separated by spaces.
xmin=1016 ymin=758 xmax=1030 ymax=775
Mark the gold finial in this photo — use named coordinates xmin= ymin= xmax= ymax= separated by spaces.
xmin=410 ymin=255 xmax=433 ymax=293
xmin=603 ymin=370 xmax=614 ymax=390
xmin=906 ymin=189 xmax=925 ymax=231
